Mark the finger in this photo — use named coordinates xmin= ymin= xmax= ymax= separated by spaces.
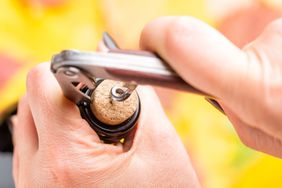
xmin=129 ymin=86 xmax=199 ymax=185
xmin=140 ymin=16 xmax=248 ymax=101
xmin=223 ymin=105 xmax=282 ymax=158
xmin=26 ymin=63 xmax=99 ymax=142
xmin=242 ymin=18 xmax=282 ymax=117
xmin=133 ymin=86 xmax=186 ymax=151
xmin=250 ymin=18 xmax=282 ymax=61
xmin=13 ymin=95 xmax=38 ymax=155
xmin=232 ymin=19 xmax=282 ymax=136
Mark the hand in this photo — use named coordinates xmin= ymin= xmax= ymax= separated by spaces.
xmin=12 ymin=63 xmax=200 ymax=187
xmin=140 ymin=16 xmax=282 ymax=158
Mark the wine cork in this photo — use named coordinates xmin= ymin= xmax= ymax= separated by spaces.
xmin=90 ymin=80 xmax=138 ymax=125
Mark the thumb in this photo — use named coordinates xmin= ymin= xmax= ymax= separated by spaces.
xmin=26 ymin=63 xmax=100 ymax=142
xmin=140 ymin=16 xmax=248 ymax=101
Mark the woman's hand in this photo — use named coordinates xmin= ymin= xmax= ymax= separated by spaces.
xmin=12 ymin=63 xmax=199 ymax=187
xmin=140 ymin=16 xmax=282 ymax=158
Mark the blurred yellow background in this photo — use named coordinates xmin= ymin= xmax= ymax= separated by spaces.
xmin=0 ymin=0 xmax=282 ymax=187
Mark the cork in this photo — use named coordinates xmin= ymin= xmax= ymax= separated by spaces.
xmin=90 ymin=80 xmax=138 ymax=125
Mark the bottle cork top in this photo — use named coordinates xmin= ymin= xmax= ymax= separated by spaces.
xmin=90 ymin=80 xmax=138 ymax=125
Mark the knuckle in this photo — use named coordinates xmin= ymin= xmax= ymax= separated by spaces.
xmin=260 ymin=84 xmax=282 ymax=123
xmin=164 ymin=16 xmax=205 ymax=64
xmin=26 ymin=63 xmax=46 ymax=89
xmin=243 ymin=47 xmax=282 ymax=126
xmin=165 ymin=16 xmax=199 ymax=46
xmin=251 ymin=60 xmax=282 ymax=124
xmin=26 ymin=63 xmax=50 ymax=101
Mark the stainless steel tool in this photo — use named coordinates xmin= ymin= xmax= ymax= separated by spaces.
xmin=51 ymin=50 xmax=204 ymax=102
xmin=51 ymin=35 xmax=209 ymax=104
xmin=51 ymin=32 xmax=223 ymax=114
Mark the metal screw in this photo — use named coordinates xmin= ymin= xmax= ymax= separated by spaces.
xmin=110 ymin=82 xmax=137 ymax=102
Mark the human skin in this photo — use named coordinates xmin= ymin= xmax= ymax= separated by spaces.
xmin=140 ymin=16 xmax=282 ymax=158
xmin=13 ymin=15 xmax=282 ymax=187
xmin=218 ymin=3 xmax=282 ymax=48
xmin=12 ymin=63 xmax=200 ymax=187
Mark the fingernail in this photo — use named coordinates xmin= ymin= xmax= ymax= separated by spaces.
xmin=102 ymin=32 xmax=119 ymax=49
xmin=205 ymin=98 xmax=225 ymax=114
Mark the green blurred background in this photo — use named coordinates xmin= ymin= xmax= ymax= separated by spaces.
xmin=0 ymin=0 xmax=282 ymax=187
